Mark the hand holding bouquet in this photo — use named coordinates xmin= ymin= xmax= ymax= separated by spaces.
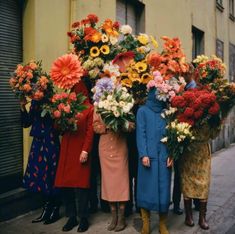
xmin=42 ymin=92 xmax=87 ymax=132
xmin=9 ymin=60 xmax=53 ymax=101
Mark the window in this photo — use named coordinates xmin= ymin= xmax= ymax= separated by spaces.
xmin=216 ymin=39 xmax=224 ymax=60
xmin=116 ymin=0 xmax=145 ymax=34
xmin=192 ymin=26 xmax=204 ymax=60
xmin=216 ymin=0 xmax=224 ymax=11
xmin=229 ymin=0 xmax=235 ymax=21
xmin=229 ymin=43 xmax=235 ymax=82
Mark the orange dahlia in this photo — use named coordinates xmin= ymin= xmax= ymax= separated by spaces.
xmin=50 ymin=54 xmax=84 ymax=89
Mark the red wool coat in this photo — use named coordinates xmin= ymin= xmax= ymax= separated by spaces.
xmin=55 ymin=104 xmax=94 ymax=188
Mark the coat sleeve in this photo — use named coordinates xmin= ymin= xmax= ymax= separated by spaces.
xmin=21 ymin=104 xmax=33 ymax=128
xmin=93 ymin=111 xmax=106 ymax=134
xmin=136 ymin=108 xmax=148 ymax=158
xmin=82 ymin=106 xmax=94 ymax=153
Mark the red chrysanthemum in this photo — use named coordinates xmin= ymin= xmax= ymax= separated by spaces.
xmin=87 ymin=14 xmax=99 ymax=24
xmin=194 ymin=109 xmax=204 ymax=119
xmin=184 ymin=107 xmax=194 ymax=118
xmin=50 ymin=54 xmax=84 ymax=89
xmin=171 ymin=96 xmax=186 ymax=108
xmin=208 ymin=102 xmax=220 ymax=115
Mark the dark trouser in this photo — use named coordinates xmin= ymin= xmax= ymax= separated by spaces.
xmin=173 ymin=160 xmax=181 ymax=207
xmin=64 ymin=188 xmax=89 ymax=218
xmin=89 ymin=134 xmax=99 ymax=210
xmin=126 ymin=132 xmax=138 ymax=212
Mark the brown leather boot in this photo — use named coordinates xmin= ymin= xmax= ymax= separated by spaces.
xmin=140 ymin=208 xmax=150 ymax=234
xmin=107 ymin=207 xmax=117 ymax=231
xmin=198 ymin=201 xmax=209 ymax=230
xmin=184 ymin=199 xmax=194 ymax=227
xmin=115 ymin=207 xmax=126 ymax=232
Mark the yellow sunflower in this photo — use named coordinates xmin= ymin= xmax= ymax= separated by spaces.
xmin=141 ymin=73 xmax=153 ymax=84
xmin=100 ymin=45 xmax=110 ymax=55
xmin=150 ymin=35 xmax=158 ymax=48
xmin=137 ymin=34 xmax=149 ymax=45
xmin=90 ymin=46 xmax=100 ymax=57
xmin=135 ymin=61 xmax=148 ymax=73
xmin=129 ymin=72 xmax=141 ymax=83
xmin=121 ymin=78 xmax=133 ymax=88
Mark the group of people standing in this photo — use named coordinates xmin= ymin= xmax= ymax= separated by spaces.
xmin=21 ymin=65 xmax=214 ymax=234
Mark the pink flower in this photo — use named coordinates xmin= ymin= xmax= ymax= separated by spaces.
xmin=69 ymin=92 xmax=77 ymax=101
xmin=169 ymin=90 xmax=176 ymax=98
xmin=53 ymin=110 xmax=61 ymax=118
xmin=50 ymin=54 xmax=84 ymax=89
xmin=63 ymin=105 xmax=71 ymax=113
xmin=147 ymin=80 xmax=156 ymax=90
xmin=32 ymin=91 xmax=44 ymax=100
xmin=58 ymin=103 xmax=65 ymax=111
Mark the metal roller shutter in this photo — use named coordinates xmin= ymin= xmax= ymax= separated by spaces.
xmin=0 ymin=0 xmax=23 ymax=193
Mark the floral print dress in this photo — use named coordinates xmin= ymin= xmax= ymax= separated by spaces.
xmin=22 ymin=101 xmax=60 ymax=195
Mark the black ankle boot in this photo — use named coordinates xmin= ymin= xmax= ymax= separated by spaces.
xmin=62 ymin=217 xmax=78 ymax=232
xmin=77 ymin=218 xmax=89 ymax=232
xmin=32 ymin=202 xmax=51 ymax=223
xmin=44 ymin=205 xmax=60 ymax=224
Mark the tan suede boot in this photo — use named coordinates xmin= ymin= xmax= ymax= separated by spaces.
xmin=141 ymin=208 xmax=150 ymax=234
xmin=159 ymin=214 xmax=169 ymax=234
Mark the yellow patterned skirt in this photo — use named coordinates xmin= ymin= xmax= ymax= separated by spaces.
xmin=180 ymin=142 xmax=211 ymax=199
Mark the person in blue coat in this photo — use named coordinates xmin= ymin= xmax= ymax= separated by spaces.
xmin=20 ymin=98 xmax=60 ymax=224
xmin=136 ymin=88 xmax=173 ymax=234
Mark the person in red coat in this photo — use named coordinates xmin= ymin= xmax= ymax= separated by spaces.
xmin=55 ymin=80 xmax=94 ymax=232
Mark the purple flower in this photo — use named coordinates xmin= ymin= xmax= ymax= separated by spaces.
xmin=93 ymin=77 xmax=114 ymax=102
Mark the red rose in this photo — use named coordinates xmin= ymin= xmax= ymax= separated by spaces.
xmin=194 ymin=109 xmax=204 ymax=119
xmin=184 ymin=107 xmax=194 ymax=117
xmin=72 ymin=21 xmax=80 ymax=28
xmin=208 ymin=102 xmax=220 ymax=115
xmin=177 ymin=114 xmax=188 ymax=123
xmin=113 ymin=21 xmax=120 ymax=30
xmin=171 ymin=96 xmax=186 ymax=108
xmin=185 ymin=119 xmax=195 ymax=126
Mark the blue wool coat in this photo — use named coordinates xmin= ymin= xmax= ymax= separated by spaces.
xmin=136 ymin=89 xmax=171 ymax=212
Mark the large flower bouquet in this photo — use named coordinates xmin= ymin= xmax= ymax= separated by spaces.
xmin=146 ymin=70 xmax=186 ymax=102
xmin=42 ymin=92 xmax=87 ymax=132
xmin=114 ymin=25 xmax=158 ymax=101
xmin=67 ymin=14 xmax=120 ymax=84
xmin=9 ymin=60 xmax=53 ymax=100
xmin=147 ymin=36 xmax=189 ymax=80
xmin=193 ymin=55 xmax=226 ymax=85
xmin=93 ymin=78 xmax=135 ymax=132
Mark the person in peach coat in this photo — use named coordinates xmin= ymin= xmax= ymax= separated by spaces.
xmin=93 ymin=113 xmax=131 ymax=232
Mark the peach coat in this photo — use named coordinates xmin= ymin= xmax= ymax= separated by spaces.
xmin=93 ymin=113 xmax=129 ymax=202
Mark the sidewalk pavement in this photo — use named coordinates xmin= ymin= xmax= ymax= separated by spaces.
xmin=1 ymin=144 xmax=235 ymax=234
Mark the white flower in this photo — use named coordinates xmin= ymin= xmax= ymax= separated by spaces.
xmin=98 ymin=101 xmax=104 ymax=108
xmin=123 ymin=105 xmax=130 ymax=113
xmin=177 ymin=137 xmax=182 ymax=142
xmin=101 ymin=34 xmax=109 ymax=43
xmin=119 ymin=101 xmax=125 ymax=107
xmin=111 ymin=106 xmax=117 ymax=112
xmin=107 ymin=95 xmax=112 ymax=101
xmin=120 ymin=25 xmax=132 ymax=35
xmin=110 ymin=36 xmax=118 ymax=45
xmin=161 ymin=137 xmax=168 ymax=143
xmin=161 ymin=113 xmax=165 ymax=118
xmin=113 ymin=110 xmax=120 ymax=117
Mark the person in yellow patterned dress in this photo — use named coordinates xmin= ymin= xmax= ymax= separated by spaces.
xmin=180 ymin=124 xmax=220 ymax=230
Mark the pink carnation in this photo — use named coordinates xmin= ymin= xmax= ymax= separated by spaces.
xmin=53 ymin=110 xmax=61 ymax=118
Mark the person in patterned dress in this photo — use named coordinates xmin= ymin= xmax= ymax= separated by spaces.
xmin=21 ymin=98 xmax=60 ymax=225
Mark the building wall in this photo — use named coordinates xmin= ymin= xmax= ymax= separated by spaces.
xmin=22 ymin=0 xmax=235 ymax=168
